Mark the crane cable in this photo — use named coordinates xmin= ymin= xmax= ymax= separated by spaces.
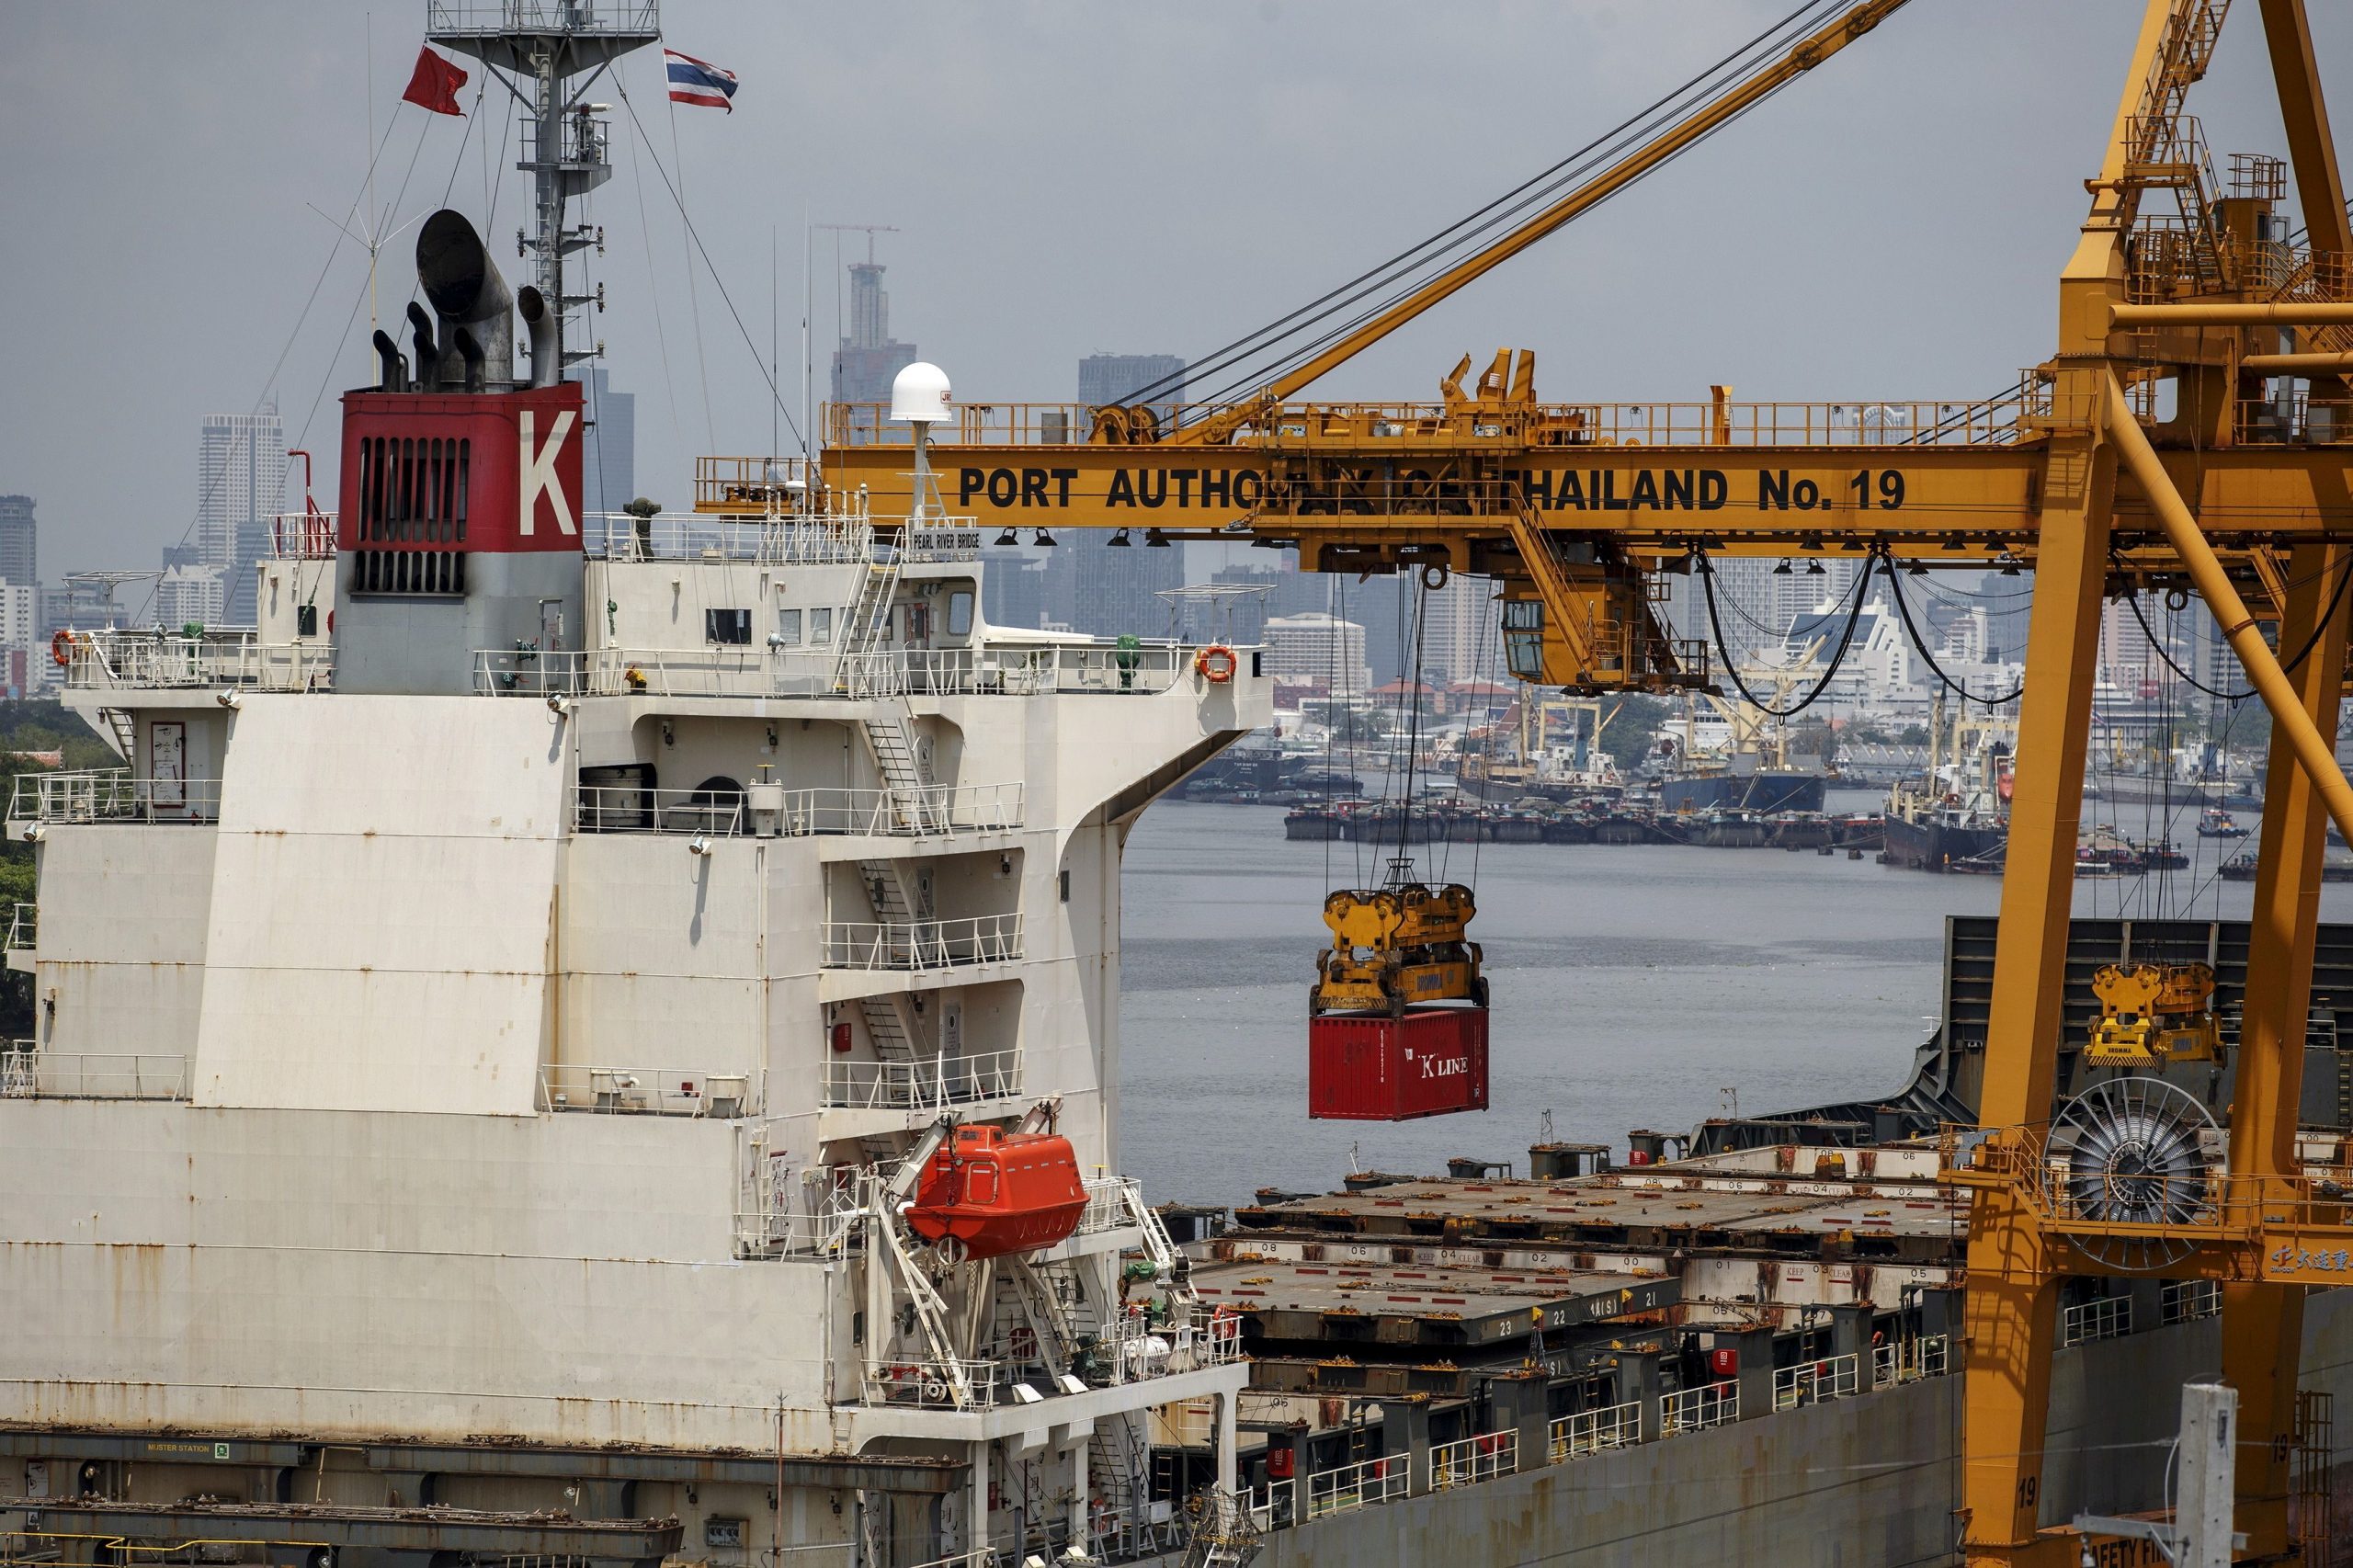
xmin=2115 ymin=547 xmax=2353 ymax=701
xmin=1123 ymin=0 xmax=1856 ymax=411
xmin=1697 ymin=547 xmax=1875 ymax=717
xmin=1880 ymin=559 xmax=2024 ymax=707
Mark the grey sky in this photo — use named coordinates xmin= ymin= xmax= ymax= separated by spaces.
xmin=2 ymin=1 xmax=2347 ymax=583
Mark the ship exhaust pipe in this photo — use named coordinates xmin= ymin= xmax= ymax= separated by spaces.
xmin=415 ymin=209 xmax=515 ymax=390
xmin=517 ymin=285 xmax=558 ymax=390
xmin=453 ymin=326 xmax=487 ymax=393
xmin=405 ymin=301 xmax=440 ymax=391
xmin=371 ymin=329 xmax=407 ymax=393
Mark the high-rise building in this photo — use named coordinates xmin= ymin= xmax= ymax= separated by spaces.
xmin=1042 ymin=536 xmax=1184 ymax=640
xmin=198 ymin=408 xmax=288 ymax=625
xmin=0 ymin=495 xmax=36 ymax=592
xmin=982 ymin=553 xmax=1051 ymax=632
xmin=155 ymin=565 xmax=229 ymax=630
xmin=1415 ymin=572 xmax=1497 ymax=687
xmin=1078 ymin=354 xmax=1186 ymax=417
xmin=829 ymin=259 xmax=918 ymax=446
xmin=575 ymin=369 xmax=638 ymax=517
xmin=1264 ymin=611 xmax=1371 ymax=692
xmin=0 ymin=584 xmax=32 ymax=699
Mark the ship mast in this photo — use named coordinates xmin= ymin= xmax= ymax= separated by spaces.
xmin=425 ymin=1 xmax=661 ymax=379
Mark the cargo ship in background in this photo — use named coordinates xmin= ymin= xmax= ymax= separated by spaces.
xmin=12 ymin=6 xmax=2353 ymax=1568
xmin=1881 ymin=694 xmax=2012 ymax=872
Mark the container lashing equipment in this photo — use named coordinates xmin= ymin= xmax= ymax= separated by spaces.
xmin=1310 ymin=878 xmax=1486 ymax=1017
xmin=2082 ymin=960 xmax=2222 ymax=1068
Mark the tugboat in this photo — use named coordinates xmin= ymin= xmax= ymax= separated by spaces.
xmin=2197 ymin=806 xmax=2249 ymax=838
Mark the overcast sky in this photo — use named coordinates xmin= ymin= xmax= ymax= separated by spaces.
xmin=2 ymin=1 xmax=2347 ymax=583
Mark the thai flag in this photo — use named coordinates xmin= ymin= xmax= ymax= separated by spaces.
xmin=665 ymin=49 xmax=737 ymax=112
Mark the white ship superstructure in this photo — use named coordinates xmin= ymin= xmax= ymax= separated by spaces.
xmin=0 ymin=6 xmax=1263 ymax=1565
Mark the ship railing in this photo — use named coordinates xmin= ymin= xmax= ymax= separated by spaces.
xmin=64 ymin=629 xmax=334 ymax=694
xmin=1241 ymin=1476 xmax=1297 ymax=1534
xmin=2059 ymin=1294 xmax=2134 ymax=1347
xmin=1076 ymin=1176 xmax=1142 ymax=1237
xmin=426 ymin=1 xmax=661 ymax=37
xmin=1429 ymin=1432 xmax=1517 ymax=1492
xmin=1771 ymin=1352 xmax=1862 ymax=1411
xmin=4 ymin=904 xmax=31 ymax=955
xmin=864 ymin=1356 xmax=1006 ymax=1410
xmin=1 ymin=1046 xmax=188 ymax=1101
xmin=2162 ymin=1278 xmax=2222 ymax=1324
xmin=471 ymin=642 xmax=1245 ymax=700
xmin=9 ymin=769 xmax=222 ymax=825
xmin=270 ymin=509 xmax=338 ymax=560
xmin=574 ymin=782 xmax=1024 ymax=838
xmin=1302 ymin=1454 xmax=1408 ymax=1520
xmin=1658 ymin=1381 xmax=1738 ymax=1437
xmin=988 ymin=641 xmax=1205 ymax=697
xmin=1873 ymin=1333 xmax=1951 ymax=1385
xmin=822 ymin=914 xmax=1023 ymax=971
xmin=819 ymin=1048 xmax=1023 ymax=1111
xmin=1084 ymin=1305 xmax=1244 ymax=1389
xmin=588 ymin=506 xmax=877 ymax=564
xmin=1549 ymin=1399 xmax=1641 ymax=1460
xmin=539 ymin=1063 xmax=762 ymax=1118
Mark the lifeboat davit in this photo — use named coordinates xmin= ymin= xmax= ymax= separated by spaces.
xmin=904 ymin=1125 xmax=1088 ymax=1262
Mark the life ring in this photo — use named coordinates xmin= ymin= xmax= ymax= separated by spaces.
xmin=49 ymin=630 xmax=74 ymax=668
xmin=1195 ymin=644 xmax=1237 ymax=684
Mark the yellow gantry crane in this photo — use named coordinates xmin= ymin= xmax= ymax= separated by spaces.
xmin=787 ymin=1 xmax=2353 ymax=1560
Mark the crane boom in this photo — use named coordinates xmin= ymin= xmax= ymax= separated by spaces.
xmin=1151 ymin=0 xmax=1911 ymax=446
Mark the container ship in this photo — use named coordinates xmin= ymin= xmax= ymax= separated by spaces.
xmin=10 ymin=5 xmax=2353 ymax=1568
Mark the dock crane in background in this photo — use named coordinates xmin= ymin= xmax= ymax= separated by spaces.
xmin=754 ymin=0 xmax=2353 ymax=1559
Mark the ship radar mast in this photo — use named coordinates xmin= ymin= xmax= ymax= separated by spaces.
xmin=424 ymin=1 xmax=661 ymax=381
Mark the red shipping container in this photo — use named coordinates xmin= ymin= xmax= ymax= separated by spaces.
xmin=1308 ymin=1007 xmax=1489 ymax=1121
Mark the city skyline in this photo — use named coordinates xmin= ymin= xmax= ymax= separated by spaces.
xmin=9 ymin=3 xmax=2337 ymax=580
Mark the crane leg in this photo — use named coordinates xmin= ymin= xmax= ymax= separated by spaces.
xmin=2223 ymin=543 xmax=2350 ymax=1556
xmin=1961 ymin=418 xmax=2117 ymax=1568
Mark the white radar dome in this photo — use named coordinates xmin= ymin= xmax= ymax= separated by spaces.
xmin=890 ymin=361 xmax=954 ymax=424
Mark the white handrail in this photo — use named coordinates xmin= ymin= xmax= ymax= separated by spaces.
xmin=1550 ymin=1400 xmax=1641 ymax=1460
xmin=1772 ymin=1351 xmax=1861 ymax=1410
xmin=471 ymin=641 xmax=1256 ymax=699
xmin=822 ymin=914 xmax=1023 ymax=971
xmin=819 ymin=1049 xmax=1022 ymax=1111
xmin=539 ymin=1064 xmax=760 ymax=1117
xmin=10 ymin=770 xmax=222 ymax=824
xmin=1304 ymin=1455 xmax=1408 ymax=1519
xmin=1 ymin=1048 xmax=188 ymax=1100
xmin=572 ymin=782 xmax=1022 ymax=838
xmin=1429 ymin=1431 xmax=1516 ymax=1491
xmin=65 ymin=631 xmax=333 ymax=693
xmin=1659 ymin=1381 xmax=1738 ymax=1436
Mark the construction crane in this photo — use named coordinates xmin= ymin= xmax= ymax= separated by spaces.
xmin=745 ymin=2 xmax=2352 ymax=1559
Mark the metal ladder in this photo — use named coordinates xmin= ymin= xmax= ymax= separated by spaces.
xmin=859 ymin=710 xmax=941 ymax=834
xmin=857 ymin=993 xmax=924 ymax=1066
xmin=835 ymin=557 xmax=901 ymax=694
xmin=1088 ymin=1415 xmax=1154 ymax=1561
xmin=101 ymin=710 xmax=133 ymax=762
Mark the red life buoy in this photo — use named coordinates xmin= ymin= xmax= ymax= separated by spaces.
xmin=1195 ymin=644 xmax=1237 ymax=684
xmin=49 ymin=630 xmax=74 ymax=668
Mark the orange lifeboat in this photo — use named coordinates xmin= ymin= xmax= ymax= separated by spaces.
xmin=904 ymin=1125 xmax=1088 ymax=1262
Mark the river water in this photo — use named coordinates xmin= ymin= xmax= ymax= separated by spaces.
xmin=1113 ymin=795 xmax=2353 ymax=1203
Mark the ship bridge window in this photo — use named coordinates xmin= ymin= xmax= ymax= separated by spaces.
xmin=775 ymin=608 xmax=802 ymax=647
xmin=947 ymin=591 xmax=973 ymax=638
xmin=811 ymin=607 xmax=835 ymax=645
xmin=706 ymin=608 xmax=753 ymax=645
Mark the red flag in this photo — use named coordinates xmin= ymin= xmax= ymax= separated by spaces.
xmin=401 ymin=46 xmax=468 ymax=117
